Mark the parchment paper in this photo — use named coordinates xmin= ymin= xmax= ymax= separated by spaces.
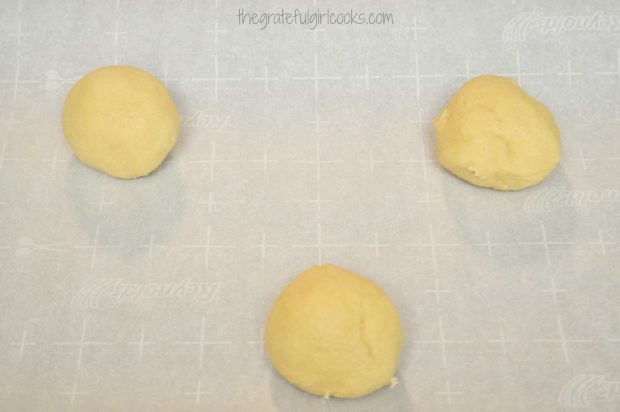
xmin=1 ymin=0 xmax=619 ymax=411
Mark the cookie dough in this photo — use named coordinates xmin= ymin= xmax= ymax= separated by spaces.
xmin=266 ymin=264 xmax=403 ymax=399
xmin=62 ymin=66 xmax=180 ymax=179
xmin=433 ymin=75 xmax=561 ymax=190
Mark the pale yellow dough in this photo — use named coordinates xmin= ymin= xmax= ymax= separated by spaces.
xmin=62 ymin=66 xmax=180 ymax=179
xmin=266 ymin=265 xmax=403 ymax=399
xmin=433 ymin=75 xmax=561 ymax=190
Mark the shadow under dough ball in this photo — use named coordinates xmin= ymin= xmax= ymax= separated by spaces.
xmin=266 ymin=265 xmax=403 ymax=399
xmin=433 ymin=75 xmax=561 ymax=191
xmin=62 ymin=66 xmax=180 ymax=179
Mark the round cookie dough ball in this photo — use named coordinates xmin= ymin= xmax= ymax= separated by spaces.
xmin=62 ymin=66 xmax=180 ymax=179
xmin=433 ymin=75 xmax=561 ymax=191
xmin=266 ymin=264 xmax=403 ymax=399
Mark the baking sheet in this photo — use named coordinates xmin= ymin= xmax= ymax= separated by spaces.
xmin=1 ymin=0 xmax=619 ymax=411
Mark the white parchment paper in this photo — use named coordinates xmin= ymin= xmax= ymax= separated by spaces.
xmin=1 ymin=0 xmax=619 ymax=411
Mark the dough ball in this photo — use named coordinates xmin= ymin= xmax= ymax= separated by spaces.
xmin=62 ymin=66 xmax=180 ymax=179
xmin=266 ymin=265 xmax=403 ymax=399
xmin=433 ymin=75 xmax=561 ymax=191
